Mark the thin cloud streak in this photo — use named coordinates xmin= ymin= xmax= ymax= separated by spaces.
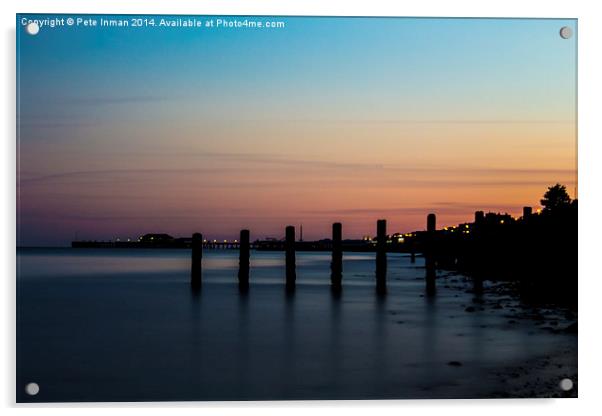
xmin=17 ymin=155 xmax=576 ymax=186
xmin=59 ymin=95 xmax=169 ymax=106
xmin=278 ymin=118 xmax=576 ymax=125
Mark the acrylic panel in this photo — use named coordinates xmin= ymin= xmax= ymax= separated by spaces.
xmin=16 ymin=14 xmax=577 ymax=402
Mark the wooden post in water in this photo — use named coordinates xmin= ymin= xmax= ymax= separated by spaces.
xmin=331 ymin=222 xmax=343 ymax=291
xmin=426 ymin=214 xmax=436 ymax=295
xmin=471 ymin=214 xmax=484 ymax=294
xmin=238 ymin=229 xmax=250 ymax=292
xmin=285 ymin=225 xmax=296 ymax=291
xmin=375 ymin=219 xmax=387 ymax=294
xmin=191 ymin=232 xmax=203 ymax=289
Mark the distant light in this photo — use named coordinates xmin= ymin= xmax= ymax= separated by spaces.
xmin=464 ymin=224 xmax=469 ymax=229
xmin=203 ymin=239 xmax=207 ymax=243
xmin=224 ymin=240 xmax=227 ymax=243
xmin=234 ymin=239 xmax=238 ymax=243
xmin=500 ymin=220 xmax=505 ymax=224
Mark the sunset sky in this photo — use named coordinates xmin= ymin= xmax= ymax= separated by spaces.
xmin=17 ymin=15 xmax=577 ymax=246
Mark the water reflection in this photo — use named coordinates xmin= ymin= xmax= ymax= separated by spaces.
xmin=16 ymin=249 xmax=576 ymax=401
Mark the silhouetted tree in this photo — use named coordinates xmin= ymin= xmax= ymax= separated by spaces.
xmin=540 ymin=183 xmax=572 ymax=212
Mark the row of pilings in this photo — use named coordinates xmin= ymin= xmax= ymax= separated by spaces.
xmin=190 ymin=215 xmax=438 ymax=295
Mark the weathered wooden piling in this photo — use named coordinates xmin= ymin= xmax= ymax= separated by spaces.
xmin=331 ymin=222 xmax=343 ymax=290
xmin=238 ymin=229 xmax=250 ymax=292
xmin=375 ymin=219 xmax=387 ymax=294
xmin=471 ymin=214 xmax=485 ymax=293
xmin=191 ymin=232 xmax=203 ymax=289
xmin=425 ymin=214 xmax=436 ymax=295
xmin=285 ymin=225 xmax=296 ymax=291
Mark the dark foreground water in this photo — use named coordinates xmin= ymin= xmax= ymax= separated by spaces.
xmin=16 ymin=248 xmax=577 ymax=402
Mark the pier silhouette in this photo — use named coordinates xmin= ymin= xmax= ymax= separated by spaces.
xmin=183 ymin=184 xmax=576 ymax=305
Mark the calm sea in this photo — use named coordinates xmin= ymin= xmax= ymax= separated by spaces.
xmin=16 ymin=248 xmax=575 ymax=402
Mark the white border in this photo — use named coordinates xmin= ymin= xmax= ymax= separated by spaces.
xmin=3 ymin=0 xmax=601 ymax=414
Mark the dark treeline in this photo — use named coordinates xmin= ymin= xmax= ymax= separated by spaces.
xmin=421 ymin=184 xmax=577 ymax=307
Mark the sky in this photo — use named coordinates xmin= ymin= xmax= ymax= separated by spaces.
xmin=17 ymin=15 xmax=577 ymax=246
